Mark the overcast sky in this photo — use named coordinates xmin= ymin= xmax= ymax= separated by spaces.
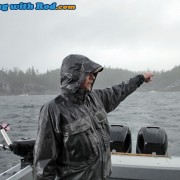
xmin=1 ymin=0 xmax=180 ymax=73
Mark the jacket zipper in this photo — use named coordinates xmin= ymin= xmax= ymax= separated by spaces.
xmin=63 ymin=134 xmax=70 ymax=168
xmin=84 ymin=104 xmax=104 ymax=180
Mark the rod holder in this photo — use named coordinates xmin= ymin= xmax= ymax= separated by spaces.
xmin=0 ymin=143 xmax=9 ymax=150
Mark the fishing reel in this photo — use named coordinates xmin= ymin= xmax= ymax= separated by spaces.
xmin=0 ymin=123 xmax=35 ymax=167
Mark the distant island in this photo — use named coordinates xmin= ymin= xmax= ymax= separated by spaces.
xmin=0 ymin=65 xmax=180 ymax=96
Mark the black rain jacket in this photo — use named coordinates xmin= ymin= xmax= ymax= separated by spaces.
xmin=33 ymin=54 xmax=144 ymax=180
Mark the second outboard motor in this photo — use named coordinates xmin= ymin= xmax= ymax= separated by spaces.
xmin=136 ymin=127 xmax=168 ymax=155
xmin=110 ymin=125 xmax=132 ymax=153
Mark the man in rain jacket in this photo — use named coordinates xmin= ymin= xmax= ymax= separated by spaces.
xmin=33 ymin=54 xmax=153 ymax=180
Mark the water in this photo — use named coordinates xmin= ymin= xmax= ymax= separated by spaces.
xmin=0 ymin=92 xmax=180 ymax=173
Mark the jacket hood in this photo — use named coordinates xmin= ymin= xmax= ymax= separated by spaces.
xmin=60 ymin=54 xmax=103 ymax=94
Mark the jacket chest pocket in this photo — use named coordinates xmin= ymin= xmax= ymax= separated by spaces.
xmin=62 ymin=118 xmax=98 ymax=163
xmin=94 ymin=110 xmax=110 ymax=151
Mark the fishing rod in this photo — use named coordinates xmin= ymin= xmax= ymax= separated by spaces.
xmin=0 ymin=123 xmax=11 ymax=150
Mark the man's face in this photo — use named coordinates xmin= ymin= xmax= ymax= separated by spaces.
xmin=80 ymin=73 xmax=95 ymax=91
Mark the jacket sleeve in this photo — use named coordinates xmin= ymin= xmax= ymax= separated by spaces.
xmin=93 ymin=75 xmax=144 ymax=113
xmin=33 ymin=103 xmax=61 ymax=180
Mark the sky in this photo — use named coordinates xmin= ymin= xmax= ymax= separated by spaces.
xmin=0 ymin=0 xmax=180 ymax=73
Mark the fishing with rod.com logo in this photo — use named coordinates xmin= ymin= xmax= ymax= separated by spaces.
xmin=0 ymin=1 xmax=76 ymax=11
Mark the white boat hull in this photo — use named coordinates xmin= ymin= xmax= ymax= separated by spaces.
xmin=109 ymin=153 xmax=180 ymax=180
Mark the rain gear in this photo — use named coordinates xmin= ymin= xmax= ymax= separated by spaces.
xmin=33 ymin=54 xmax=145 ymax=180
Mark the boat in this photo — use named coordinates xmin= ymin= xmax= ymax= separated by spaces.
xmin=1 ymin=153 xmax=180 ymax=180
xmin=1 ymin=124 xmax=180 ymax=180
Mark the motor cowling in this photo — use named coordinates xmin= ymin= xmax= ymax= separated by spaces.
xmin=10 ymin=139 xmax=35 ymax=166
xmin=110 ymin=125 xmax=132 ymax=153
xmin=136 ymin=127 xmax=168 ymax=155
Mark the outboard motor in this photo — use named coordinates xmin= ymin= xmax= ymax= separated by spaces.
xmin=0 ymin=123 xmax=35 ymax=168
xmin=10 ymin=139 xmax=35 ymax=167
xmin=110 ymin=125 xmax=132 ymax=153
xmin=136 ymin=127 xmax=168 ymax=155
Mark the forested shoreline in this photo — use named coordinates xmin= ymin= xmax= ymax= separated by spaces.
xmin=0 ymin=65 xmax=180 ymax=96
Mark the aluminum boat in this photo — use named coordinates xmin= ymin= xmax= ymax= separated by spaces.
xmin=1 ymin=123 xmax=180 ymax=180
xmin=1 ymin=153 xmax=180 ymax=180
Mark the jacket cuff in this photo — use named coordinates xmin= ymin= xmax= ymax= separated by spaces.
xmin=137 ymin=75 xmax=145 ymax=87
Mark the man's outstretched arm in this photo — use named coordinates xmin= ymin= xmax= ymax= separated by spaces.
xmin=93 ymin=72 xmax=153 ymax=113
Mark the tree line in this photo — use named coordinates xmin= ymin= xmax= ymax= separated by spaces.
xmin=0 ymin=65 xmax=180 ymax=95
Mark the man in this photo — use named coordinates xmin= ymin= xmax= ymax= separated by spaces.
xmin=33 ymin=54 xmax=153 ymax=180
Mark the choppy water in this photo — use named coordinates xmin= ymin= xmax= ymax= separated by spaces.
xmin=0 ymin=92 xmax=180 ymax=173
